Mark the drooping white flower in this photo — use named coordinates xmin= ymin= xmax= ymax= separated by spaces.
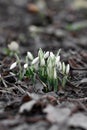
xmin=10 ymin=62 xmax=17 ymax=70
xmin=50 ymin=52 xmax=55 ymax=59
xmin=31 ymin=57 xmax=39 ymax=65
xmin=62 ymin=62 xmax=66 ymax=74
xmin=8 ymin=41 xmax=19 ymax=51
xmin=24 ymin=63 xmax=28 ymax=69
xmin=27 ymin=51 xmax=33 ymax=60
xmin=66 ymin=64 xmax=70 ymax=74
xmin=44 ymin=51 xmax=49 ymax=59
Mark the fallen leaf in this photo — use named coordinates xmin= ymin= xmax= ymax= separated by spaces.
xmin=68 ymin=113 xmax=87 ymax=129
xmin=43 ymin=105 xmax=70 ymax=123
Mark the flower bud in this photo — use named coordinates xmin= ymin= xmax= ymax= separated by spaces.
xmin=31 ymin=57 xmax=39 ymax=65
xmin=27 ymin=52 xmax=33 ymax=60
xmin=44 ymin=51 xmax=49 ymax=59
xmin=62 ymin=62 xmax=66 ymax=74
xmin=8 ymin=41 xmax=19 ymax=51
xmin=50 ymin=52 xmax=55 ymax=59
xmin=10 ymin=62 xmax=17 ymax=70
xmin=24 ymin=63 xmax=28 ymax=69
xmin=66 ymin=64 xmax=70 ymax=74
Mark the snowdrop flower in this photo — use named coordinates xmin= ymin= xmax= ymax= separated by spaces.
xmin=66 ymin=64 xmax=70 ymax=74
xmin=50 ymin=52 xmax=55 ymax=59
xmin=44 ymin=51 xmax=49 ymax=59
xmin=29 ymin=25 xmax=38 ymax=32
xmin=8 ymin=41 xmax=19 ymax=51
xmin=27 ymin=51 xmax=33 ymax=60
xmin=24 ymin=63 xmax=28 ymax=69
xmin=31 ymin=57 xmax=39 ymax=65
xmin=10 ymin=62 xmax=17 ymax=70
xmin=62 ymin=62 xmax=66 ymax=74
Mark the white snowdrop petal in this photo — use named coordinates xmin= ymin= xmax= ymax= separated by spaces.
xmin=31 ymin=57 xmax=39 ymax=65
xmin=66 ymin=64 xmax=70 ymax=74
xmin=24 ymin=63 xmax=28 ymax=69
xmin=54 ymin=68 xmax=57 ymax=79
xmin=50 ymin=52 xmax=55 ymax=59
xmin=62 ymin=62 xmax=66 ymax=74
xmin=27 ymin=52 xmax=33 ymax=60
xmin=56 ymin=56 xmax=60 ymax=62
xmin=29 ymin=25 xmax=38 ymax=32
xmin=10 ymin=62 xmax=17 ymax=70
xmin=8 ymin=41 xmax=19 ymax=51
xmin=44 ymin=51 xmax=49 ymax=59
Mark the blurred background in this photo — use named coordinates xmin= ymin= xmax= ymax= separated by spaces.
xmin=0 ymin=0 xmax=87 ymax=56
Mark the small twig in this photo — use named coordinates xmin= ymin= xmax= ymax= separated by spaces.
xmin=1 ymin=78 xmax=8 ymax=88
xmin=0 ymin=89 xmax=14 ymax=94
xmin=58 ymin=97 xmax=87 ymax=103
xmin=13 ymin=84 xmax=25 ymax=94
xmin=71 ymin=67 xmax=87 ymax=71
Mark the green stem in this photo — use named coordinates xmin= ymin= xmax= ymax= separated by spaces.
xmin=15 ymin=53 xmax=22 ymax=80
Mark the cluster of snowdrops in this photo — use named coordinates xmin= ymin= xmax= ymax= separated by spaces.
xmin=9 ymin=41 xmax=70 ymax=92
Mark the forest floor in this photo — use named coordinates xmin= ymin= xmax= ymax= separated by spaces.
xmin=0 ymin=0 xmax=87 ymax=130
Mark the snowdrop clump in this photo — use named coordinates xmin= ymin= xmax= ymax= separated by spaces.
xmin=10 ymin=48 xmax=70 ymax=92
